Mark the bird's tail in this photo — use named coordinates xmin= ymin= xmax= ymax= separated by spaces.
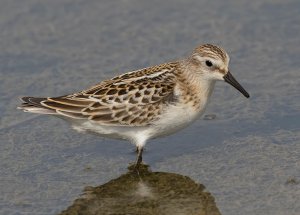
xmin=18 ymin=97 xmax=57 ymax=115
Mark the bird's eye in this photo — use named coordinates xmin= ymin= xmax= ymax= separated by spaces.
xmin=205 ymin=60 xmax=213 ymax=67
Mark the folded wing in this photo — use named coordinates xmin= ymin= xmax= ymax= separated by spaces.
xmin=19 ymin=63 xmax=178 ymax=126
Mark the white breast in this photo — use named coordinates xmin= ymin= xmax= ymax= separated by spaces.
xmin=146 ymin=101 xmax=206 ymax=139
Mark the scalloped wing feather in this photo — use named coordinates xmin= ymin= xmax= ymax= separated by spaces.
xmin=40 ymin=62 xmax=179 ymax=126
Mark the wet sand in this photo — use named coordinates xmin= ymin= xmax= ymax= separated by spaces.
xmin=0 ymin=0 xmax=299 ymax=214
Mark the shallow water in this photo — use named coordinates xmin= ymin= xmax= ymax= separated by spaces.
xmin=0 ymin=0 xmax=299 ymax=214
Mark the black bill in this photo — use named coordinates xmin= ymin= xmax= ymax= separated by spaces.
xmin=223 ymin=71 xmax=250 ymax=98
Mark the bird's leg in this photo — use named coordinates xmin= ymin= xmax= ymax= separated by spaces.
xmin=135 ymin=146 xmax=143 ymax=169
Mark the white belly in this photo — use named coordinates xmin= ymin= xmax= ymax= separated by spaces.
xmin=70 ymin=101 xmax=207 ymax=148
xmin=147 ymin=103 xmax=206 ymax=138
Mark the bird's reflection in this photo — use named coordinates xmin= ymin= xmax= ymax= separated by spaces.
xmin=59 ymin=164 xmax=221 ymax=215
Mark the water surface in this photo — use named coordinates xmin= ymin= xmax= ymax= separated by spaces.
xmin=0 ymin=0 xmax=299 ymax=214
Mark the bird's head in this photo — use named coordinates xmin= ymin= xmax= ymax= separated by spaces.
xmin=189 ymin=44 xmax=250 ymax=98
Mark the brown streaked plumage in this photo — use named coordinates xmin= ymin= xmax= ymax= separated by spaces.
xmin=18 ymin=44 xmax=250 ymax=168
xmin=24 ymin=62 xmax=180 ymax=126
xmin=193 ymin=44 xmax=228 ymax=62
